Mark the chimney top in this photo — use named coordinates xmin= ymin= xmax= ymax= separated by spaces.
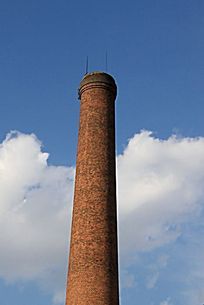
xmin=78 ymin=71 xmax=117 ymax=100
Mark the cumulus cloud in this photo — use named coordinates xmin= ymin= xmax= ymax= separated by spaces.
xmin=117 ymin=131 xmax=204 ymax=258
xmin=1 ymin=130 xmax=204 ymax=304
xmin=0 ymin=131 xmax=74 ymax=303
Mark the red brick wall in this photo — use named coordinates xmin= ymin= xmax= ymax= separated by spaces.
xmin=65 ymin=72 xmax=119 ymax=305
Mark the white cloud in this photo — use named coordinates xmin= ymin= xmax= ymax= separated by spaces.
xmin=0 ymin=131 xmax=74 ymax=303
xmin=1 ymin=130 xmax=204 ymax=304
xmin=117 ymin=131 xmax=204 ymax=258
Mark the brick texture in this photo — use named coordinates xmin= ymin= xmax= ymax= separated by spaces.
xmin=65 ymin=72 xmax=119 ymax=305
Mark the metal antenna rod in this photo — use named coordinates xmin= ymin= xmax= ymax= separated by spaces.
xmin=105 ymin=51 xmax=108 ymax=72
xmin=85 ymin=56 xmax=89 ymax=74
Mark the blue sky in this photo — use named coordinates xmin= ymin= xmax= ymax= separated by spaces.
xmin=1 ymin=1 xmax=204 ymax=305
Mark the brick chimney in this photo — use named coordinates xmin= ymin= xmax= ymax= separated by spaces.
xmin=65 ymin=72 xmax=119 ymax=305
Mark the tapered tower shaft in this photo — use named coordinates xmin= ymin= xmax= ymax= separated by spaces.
xmin=66 ymin=72 xmax=119 ymax=305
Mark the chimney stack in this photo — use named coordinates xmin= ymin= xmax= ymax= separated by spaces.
xmin=65 ymin=72 xmax=119 ymax=305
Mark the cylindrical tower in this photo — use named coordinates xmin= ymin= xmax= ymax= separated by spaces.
xmin=65 ymin=72 xmax=119 ymax=305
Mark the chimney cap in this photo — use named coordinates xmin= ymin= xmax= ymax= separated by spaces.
xmin=78 ymin=71 xmax=117 ymax=100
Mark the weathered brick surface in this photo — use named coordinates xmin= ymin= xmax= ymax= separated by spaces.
xmin=65 ymin=72 xmax=119 ymax=305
